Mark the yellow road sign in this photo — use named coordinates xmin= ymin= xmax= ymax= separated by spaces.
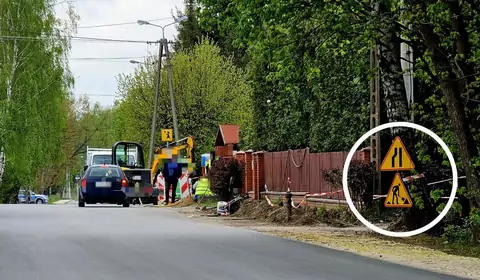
xmin=161 ymin=129 xmax=173 ymax=142
xmin=380 ymin=136 xmax=415 ymax=171
xmin=384 ymin=173 xmax=413 ymax=208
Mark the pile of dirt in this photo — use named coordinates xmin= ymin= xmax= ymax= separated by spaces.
xmin=232 ymin=199 xmax=319 ymax=225
xmin=232 ymin=199 xmax=360 ymax=227
xmin=171 ymin=197 xmax=195 ymax=208
xmin=233 ymin=199 xmax=274 ymax=220
xmin=316 ymin=206 xmax=360 ymax=227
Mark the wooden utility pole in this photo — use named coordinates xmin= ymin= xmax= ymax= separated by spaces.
xmin=370 ymin=45 xmax=381 ymax=197
xmin=370 ymin=2 xmax=382 ymax=201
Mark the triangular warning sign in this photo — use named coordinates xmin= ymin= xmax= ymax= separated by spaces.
xmin=384 ymin=173 xmax=413 ymax=208
xmin=380 ymin=136 xmax=415 ymax=171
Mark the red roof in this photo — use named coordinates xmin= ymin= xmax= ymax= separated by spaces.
xmin=215 ymin=124 xmax=240 ymax=146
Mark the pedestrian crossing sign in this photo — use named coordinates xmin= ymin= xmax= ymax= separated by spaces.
xmin=162 ymin=129 xmax=173 ymax=142
xmin=384 ymin=173 xmax=413 ymax=208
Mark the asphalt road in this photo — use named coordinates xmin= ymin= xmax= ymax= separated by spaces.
xmin=0 ymin=204 xmax=468 ymax=280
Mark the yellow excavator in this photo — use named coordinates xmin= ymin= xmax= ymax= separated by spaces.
xmin=151 ymin=136 xmax=195 ymax=183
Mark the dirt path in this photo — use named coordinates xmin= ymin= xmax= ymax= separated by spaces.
xmin=175 ymin=206 xmax=480 ymax=280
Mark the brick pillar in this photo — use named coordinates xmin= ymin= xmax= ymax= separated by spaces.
xmin=245 ymin=151 xmax=253 ymax=194
xmin=253 ymin=152 xmax=265 ymax=200
xmin=235 ymin=152 xmax=246 ymax=194
xmin=361 ymin=147 xmax=371 ymax=162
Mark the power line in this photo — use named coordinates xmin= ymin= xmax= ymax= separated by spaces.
xmin=69 ymin=56 xmax=148 ymax=60
xmin=0 ymin=35 xmax=158 ymax=44
xmin=77 ymin=17 xmax=172 ymax=29
xmin=51 ymin=0 xmax=113 ymax=7
xmin=74 ymin=93 xmax=118 ymax=96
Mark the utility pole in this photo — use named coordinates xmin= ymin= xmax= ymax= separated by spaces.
xmin=370 ymin=45 xmax=381 ymax=198
xmin=147 ymin=39 xmax=165 ymax=169
xmin=370 ymin=3 xmax=382 ymax=207
xmin=165 ymin=42 xmax=180 ymax=143
xmin=138 ymin=16 xmax=187 ymax=168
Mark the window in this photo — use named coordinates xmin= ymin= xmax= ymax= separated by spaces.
xmin=92 ymin=155 xmax=112 ymax=165
xmin=89 ymin=167 xmax=121 ymax=178
xmin=115 ymin=143 xmax=139 ymax=167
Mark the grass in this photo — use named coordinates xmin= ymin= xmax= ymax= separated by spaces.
xmin=372 ymin=233 xmax=480 ymax=259
xmin=197 ymin=196 xmax=220 ymax=208
xmin=47 ymin=194 xmax=62 ymax=204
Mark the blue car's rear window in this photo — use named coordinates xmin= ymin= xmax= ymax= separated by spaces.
xmin=88 ymin=167 xmax=121 ymax=178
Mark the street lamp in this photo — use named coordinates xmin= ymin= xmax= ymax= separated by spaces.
xmin=130 ymin=60 xmax=157 ymax=66
xmin=137 ymin=16 xmax=188 ymax=169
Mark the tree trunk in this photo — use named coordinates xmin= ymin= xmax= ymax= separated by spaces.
xmin=379 ymin=33 xmax=410 ymax=127
xmin=0 ymin=39 xmax=19 ymax=186
xmin=0 ymin=148 xmax=5 ymax=186
xmin=378 ymin=3 xmax=410 ymax=136
xmin=418 ymin=21 xmax=480 ymax=243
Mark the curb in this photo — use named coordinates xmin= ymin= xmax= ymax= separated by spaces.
xmin=53 ymin=199 xmax=73 ymax=205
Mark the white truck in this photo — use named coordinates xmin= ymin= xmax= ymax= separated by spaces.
xmin=84 ymin=146 xmax=137 ymax=171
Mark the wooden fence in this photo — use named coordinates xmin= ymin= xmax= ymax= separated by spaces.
xmin=234 ymin=148 xmax=369 ymax=200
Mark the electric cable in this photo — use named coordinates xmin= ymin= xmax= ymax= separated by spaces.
xmin=69 ymin=56 xmax=148 ymax=60
xmin=77 ymin=17 xmax=172 ymax=29
xmin=0 ymin=35 xmax=159 ymax=44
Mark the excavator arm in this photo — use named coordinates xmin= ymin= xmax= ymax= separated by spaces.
xmin=151 ymin=136 xmax=195 ymax=183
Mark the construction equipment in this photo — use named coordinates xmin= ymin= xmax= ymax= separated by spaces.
xmin=111 ymin=141 xmax=158 ymax=205
xmin=151 ymin=136 xmax=195 ymax=203
xmin=151 ymin=136 xmax=195 ymax=179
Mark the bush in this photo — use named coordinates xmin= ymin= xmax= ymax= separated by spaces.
xmin=209 ymin=157 xmax=245 ymax=201
xmin=323 ymin=160 xmax=375 ymax=208
xmin=442 ymin=221 xmax=473 ymax=244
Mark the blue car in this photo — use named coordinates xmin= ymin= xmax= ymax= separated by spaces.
xmin=78 ymin=164 xmax=130 ymax=207
xmin=17 ymin=190 xmax=48 ymax=204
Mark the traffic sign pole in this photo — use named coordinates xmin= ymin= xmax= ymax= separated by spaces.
xmin=379 ymin=136 xmax=415 ymax=208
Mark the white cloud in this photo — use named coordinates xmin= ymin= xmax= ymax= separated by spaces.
xmin=54 ymin=0 xmax=185 ymax=107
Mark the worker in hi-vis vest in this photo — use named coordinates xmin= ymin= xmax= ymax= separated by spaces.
xmin=194 ymin=177 xmax=213 ymax=202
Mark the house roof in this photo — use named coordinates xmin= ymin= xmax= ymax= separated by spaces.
xmin=215 ymin=124 xmax=240 ymax=146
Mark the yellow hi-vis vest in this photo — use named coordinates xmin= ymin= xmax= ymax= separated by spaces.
xmin=195 ymin=177 xmax=213 ymax=196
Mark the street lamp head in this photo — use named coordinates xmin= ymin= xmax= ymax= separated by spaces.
xmin=130 ymin=60 xmax=140 ymax=64
xmin=176 ymin=15 xmax=188 ymax=22
xmin=137 ymin=20 xmax=149 ymax=25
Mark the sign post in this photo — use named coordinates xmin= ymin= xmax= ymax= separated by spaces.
xmin=380 ymin=136 xmax=415 ymax=208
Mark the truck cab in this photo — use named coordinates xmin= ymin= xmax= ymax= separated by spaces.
xmin=84 ymin=146 xmax=136 ymax=171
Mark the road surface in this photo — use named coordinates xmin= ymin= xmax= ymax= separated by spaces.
xmin=0 ymin=204 xmax=467 ymax=280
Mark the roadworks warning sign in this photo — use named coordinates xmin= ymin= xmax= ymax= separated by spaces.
xmin=384 ymin=173 xmax=413 ymax=208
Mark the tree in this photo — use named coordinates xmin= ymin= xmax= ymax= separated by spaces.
xmin=0 ymin=0 xmax=77 ymax=201
xmin=114 ymin=40 xmax=254 ymax=170
xmin=174 ymin=0 xmax=203 ymax=52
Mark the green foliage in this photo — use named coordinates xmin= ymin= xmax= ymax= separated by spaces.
xmin=196 ymin=0 xmax=370 ymax=152
xmin=209 ymin=157 xmax=245 ymax=201
xmin=114 ymin=40 xmax=254 ymax=165
xmin=0 ymin=0 xmax=77 ymax=201
xmin=442 ymin=222 xmax=473 ymax=244
xmin=173 ymin=0 xmax=203 ymax=52
xmin=324 ymin=160 xmax=375 ymax=207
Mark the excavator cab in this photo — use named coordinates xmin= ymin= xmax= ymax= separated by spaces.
xmin=111 ymin=141 xmax=158 ymax=205
xmin=112 ymin=141 xmax=145 ymax=169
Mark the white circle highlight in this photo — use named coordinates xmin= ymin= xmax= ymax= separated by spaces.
xmin=342 ymin=121 xmax=458 ymax=237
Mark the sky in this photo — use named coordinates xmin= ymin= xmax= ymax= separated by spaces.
xmin=54 ymin=0 xmax=185 ymax=107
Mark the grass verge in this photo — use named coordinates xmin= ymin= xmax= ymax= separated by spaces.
xmin=47 ymin=194 xmax=62 ymax=204
xmin=372 ymin=233 xmax=480 ymax=259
